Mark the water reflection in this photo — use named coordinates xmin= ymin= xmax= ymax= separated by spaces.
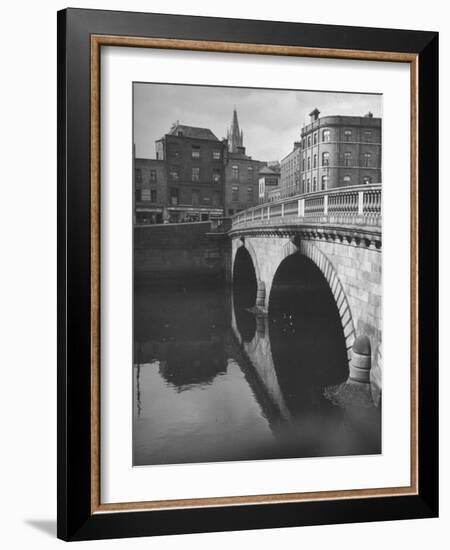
xmin=133 ymin=279 xmax=381 ymax=466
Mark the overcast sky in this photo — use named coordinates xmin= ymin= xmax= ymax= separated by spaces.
xmin=134 ymin=83 xmax=382 ymax=162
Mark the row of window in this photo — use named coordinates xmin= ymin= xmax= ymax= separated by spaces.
xmin=231 ymin=164 xmax=254 ymax=181
xmin=136 ymin=189 xmax=157 ymax=203
xmin=135 ymin=168 xmax=157 ymax=183
xmin=137 ymin=164 xmax=256 ymax=183
xmin=230 ymin=185 xmax=254 ymax=203
xmin=168 ymin=146 xmax=222 ymax=160
xmin=168 ymin=166 xmax=222 ymax=183
xmin=301 ymin=151 xmax=374 ymax=170
xmin=169 ymin=188 xmax=221 ymax=207
xmin=189 ymin=146 xmax=222 ymax=160
xmin=301 ymin=128 xmax=375 ymax=148
xmin=301 ymin=174 xmax=373 ymax=192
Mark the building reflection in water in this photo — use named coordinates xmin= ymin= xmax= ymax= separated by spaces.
xmin=133 ymin=276 xmax=381 ymax=466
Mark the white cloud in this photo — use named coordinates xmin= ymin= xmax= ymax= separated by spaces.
xmin=134 ymin=83 xmax=382 ymax=161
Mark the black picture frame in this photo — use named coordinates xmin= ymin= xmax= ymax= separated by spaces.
xmin=57 ymin=7 xmax=438 ymax=541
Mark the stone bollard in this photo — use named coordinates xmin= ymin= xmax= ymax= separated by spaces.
xmin=348 ymin=335 xmax=371 ymax=384
xmin=255 ymin=280 xmax=266 ymax=309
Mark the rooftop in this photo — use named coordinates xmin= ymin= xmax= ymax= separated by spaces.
xmin=166 ymin=124 xmax=220 ymax=141
xmin=259 ymin=166 xmax=280 ymax=176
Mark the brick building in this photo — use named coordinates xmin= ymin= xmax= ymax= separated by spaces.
xmin=299 ymin=109 xmax=382 ymax=194
xmin=280 ymin=142 xmax=301 ymax=198
xmin=258 ymin=165 xmax=281 ymax=203
xmin=134 ymin=158 xmax=167 ymax=224
xmin=154 ymin=123 xmax=226 ymax=222
xmin=224 ymin=109 xmax=266 ymax=216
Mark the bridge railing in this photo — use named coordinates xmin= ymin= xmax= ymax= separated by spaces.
xmin=231 ymin=184 xmax=381 ymax=229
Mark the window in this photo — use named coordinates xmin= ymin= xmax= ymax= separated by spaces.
xmin=150 ymin=189 xmax=157 ymax=202
xmin=302 ymin=158 xmax=305 ymax=171
xmin=135 ymin=168 xmax=142 ymax=183
xmin=322 ymin=129 xmax=331 ymax=142
xmin=307 ymin=157 xmax=311 ymax=170
xmin=307 ymin=136 xmax=311 ymax=148
xmin=213 ymin=192 xmax=220 ymax=207
xmin=232 ymin=165 xmax=239 ymax=180
xmin=343 ymin=175 xmax=352 ymax=185
xmin=170 ymin=188 xmax=179 ymax=206
xmin=344 ymin=129 xmax=352 ymax=141
xmin=177 ymin=130 xmax=183 ymax=136
xmin=313 ymin=177 xmax=317 ymax=191
xmin=363 ymin=176 xmax=372 ymax=185
xmin=313 ymin=154 xmax=317 ymax=168
xmin=192 ymin=190 xmax=199 ymax=206
xmin=192 ymin=167 xmax=200 ymax=181
xmin=150 ymin=169 xmax=157 ymax=182
xmin=170 ymin=147 xmax=180 ymax=158
xmin=302 ymin=177 xmax=306 ymax=193
xmin=247 ymin=186 xmax=253 ymax=202
xmin=364 ymin=130 xmax=373 ymax=142
xmin=313 ymin=132 xmax=318 ymax=145
xmin=307 ymin=178 xmax=310 ymax=192
xmin=169 ymin=167 xmax=179 ymax=180
xmin=141 ymin=189 xmax=151 ymax=201
xmin=213 ymin=150 xmax=221 ymax=160
xmin=363 ymin=152 xmax=372 ymax=167
xmin=212 ymin=169 xmax=221 ymax=184
xmin=344 ymin=152 xmax=352 ymax=166
xmin=248 ymin=165 xmax=254 ymax=180
xmin=322 ymin=152 xmax=330 ymax=166
xmin=231 ymin=185 xmax=239 ymax=202
xmin=228 ymin=208 xmax=234 ymax=216
xmin=321 ymin=175 xmax=328 ymax=190
xmin=191 ymin=146 xmax=200 ymax=159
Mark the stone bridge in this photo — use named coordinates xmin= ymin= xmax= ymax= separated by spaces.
xmin=229 ymin=184 xmax=382 ymax=391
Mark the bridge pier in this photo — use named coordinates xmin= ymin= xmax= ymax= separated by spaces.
xmin=255 ymin=280 xmax=266 ymax=310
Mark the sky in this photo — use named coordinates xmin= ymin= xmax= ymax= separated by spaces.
xmin=134 ymin=83 xmax=382 ymax=162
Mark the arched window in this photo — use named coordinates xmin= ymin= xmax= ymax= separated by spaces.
xmin=363 ymin=176 xmax=372 ymax=185
xmin=363 ymin=152 xmax=372 ymax=167
xmin=321 ymin=175 xmax=328 ymax=190
xmin=322 ymin=129 xmax=331 ymax=142
xmin=343 ymin=175 xmax=352 ymax=185
xmin=322 ymin=152 xmax=330 ymax=166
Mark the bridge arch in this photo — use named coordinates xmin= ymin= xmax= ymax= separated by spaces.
xmin=232 ymin=239 xmax=261 ymax=282
xmin=296 ymin=240 xmax=356 ymax=358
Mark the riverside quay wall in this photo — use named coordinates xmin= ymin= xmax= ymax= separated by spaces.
xmin=134 ymin=221 xmax=231 ymax=283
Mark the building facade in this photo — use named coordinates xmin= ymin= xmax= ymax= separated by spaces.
xmin=134 ymin=158 xmax=167 ymax=224
xmin=224 ymin=109 xmax=266 ymax=216
xmin=258 ymin=165 xmax=281 ymax=203
xmin=299 ymin=109 xmax=382 ymax=194
xmin=154 ymin=124 xmax=225 ymax=222
xmin=280 ymin=142 xmax=301 ymax=198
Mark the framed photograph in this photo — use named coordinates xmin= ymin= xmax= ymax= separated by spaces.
xmin=57 ymin=8 xmax=438 ymax=541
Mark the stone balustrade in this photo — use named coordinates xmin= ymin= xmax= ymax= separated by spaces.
xmin=231 ymin=184 xmax=381 ymax=231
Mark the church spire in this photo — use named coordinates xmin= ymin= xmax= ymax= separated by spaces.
xmin=228 ymin=107 xmax=244 ymax=152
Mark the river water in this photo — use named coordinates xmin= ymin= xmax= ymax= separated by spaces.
xmin=133 ymin=282 xmax=381 ymax=466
